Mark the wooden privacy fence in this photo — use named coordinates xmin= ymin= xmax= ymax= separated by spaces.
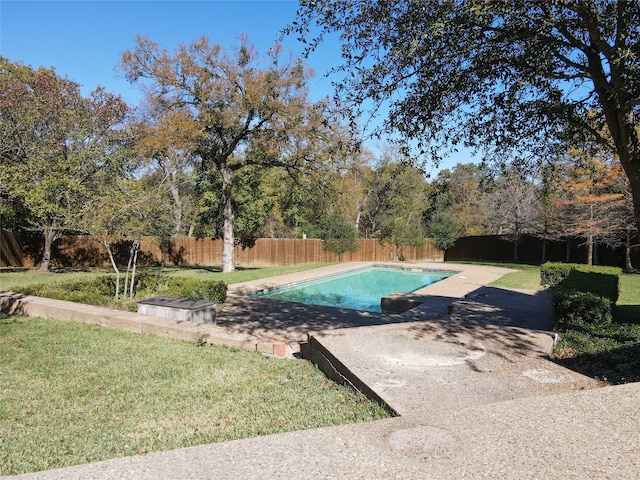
xmin=445 ymin=234 xmax=640 ymax=268
xmin=1 ymin=232 xmax=444 ymax=268
xmin=0 ymin=230 xmax=24 ymax=268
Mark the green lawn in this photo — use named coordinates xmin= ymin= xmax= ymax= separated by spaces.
xmin=0 ymin=316 xmax=388 ymax=476
xmin=0 ymin=262 xmax=392 ymax=475
xmin=0 ymin=263 xmax=335 ymax=291
xmin=0 ymin=268 xmax=106 ymax=290
xmin=486 ymin=263 xmax=544 ymax=291
xmin=615 ymin=272 xmax=640 ymax=324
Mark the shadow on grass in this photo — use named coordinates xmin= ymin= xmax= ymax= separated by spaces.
xmin=144 ymin=266 xmax=263 ymax=274
xmin=553 ymin=313 xmax=640 ymax=384
xmin=555 ymin=342 xmax=640 ymax=384
xmin=49 ymin=267 xmax=93 ymax=273
xmin=0 ymin=312 xmax=27 ymax=324
xmin=149 ymin=265 xmax=223 ymax=274
xmin=615 ymin=305 xmax=640 ymax=325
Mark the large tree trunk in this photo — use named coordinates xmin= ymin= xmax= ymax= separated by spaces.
xmin=623 ymin=161 xmax=640 ymax=240
xmin=602 ymin=100 xmax=640 ymax=240
xmin=220 ymin=164 xmax=235 ymax=273
xmin=39 ymin=225 xmax=56 ymax=271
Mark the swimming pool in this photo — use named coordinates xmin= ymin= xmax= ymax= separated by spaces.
xmin=253 ymin=265 xmax=454 ymax=313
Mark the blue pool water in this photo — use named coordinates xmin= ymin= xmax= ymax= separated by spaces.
xmin=254 ymin=266 xmax=453 ymax=313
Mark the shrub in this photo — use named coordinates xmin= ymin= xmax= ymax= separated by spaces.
xmin=540 ymin=262 xmax=574 ymax=287
xmin=203 ymin=281 xmax=227 ymax=303
xmin=12 ymin=274 xmax=227 ymax=308
xmin=164 ymin=278 xmax=227 ymax=303
xmin=541 ymin=263 xmax=620 ymax=300
xmin=132 ymin=272 xmax=169 ymax=293
xmin=561 ymin=268 xmax=620 ymax=303
xmin=543 ymin=262 xmax=621 ymax=329
xmin=16 ymin=281 xmax=107 ymax=305
xmin=87 ymin=276 xmax=118 ymax=297
xmin=552 ymin=290 xmax=613 ymax=327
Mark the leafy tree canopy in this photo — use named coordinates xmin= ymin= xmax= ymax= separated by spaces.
xmin=428 ymin=212 xmax=461 ymax=251
xmin=287 ymin=0 xmax=640 ymax=232
xmin=121 ymin=36 xmax=339 ymax=272
xmin=319 ymin=211 xmax=361 ymax=258
xmin=0 ymin=56 xmax=130 ymax=270
xmin=427 ymin=163 xmax=487 ymax=236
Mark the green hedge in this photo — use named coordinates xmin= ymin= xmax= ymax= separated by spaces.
xmin=164 ymin=278 xmax=227 ymax=303
xmin=540 ymin=262 xmax=574 ymax=288
xmin=541 ymin=262 xmax=620 ymax=302
xmin=14 ymin=274 xmax=227 ymax=308
xmin=552 ymin=290 xmax=613 ymax=327
xmin=130 ymin=273 xmax=226 ymax=302
xmin=542 ymin=262 xmax=621 ymax=328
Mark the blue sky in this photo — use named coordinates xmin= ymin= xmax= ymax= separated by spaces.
xmin=1 ymin=1 xmax=336 ymax=104
xmin=1 ymin=0 xmax=474 ymax=173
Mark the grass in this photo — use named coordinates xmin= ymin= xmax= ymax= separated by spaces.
xmin=485 ymin=263 xmax=544 ymax=291
xmin=0 ymin=315 xmax=389 ymax=476
xmin=0 ymin=263 xmax=335 ymax=291
xmin=0 ymin=268 xmax=106 ymax=290
xmin=615 ymin=272 xmax=640 ymax=324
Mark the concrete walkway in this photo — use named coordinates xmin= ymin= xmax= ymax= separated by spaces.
xmin=3 ymin=262 xmax=639 ymax=479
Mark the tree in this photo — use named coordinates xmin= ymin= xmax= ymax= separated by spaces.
xmin=316 ymin=154 xmax=371 ymax=234
xmin=600 ymin=165 xmax=637 ymax=271
xmin=288 ymin=1 xmax=640 ymax=235
xmin=80 ymin=174 xmax=164 ymax=299
xmin=379 ymin=214 xmax=426 ymax=261
xmin=618 ymin=179 xmax=638 ymax=271
xmin=428 ymin=212 xmax=461 ymax=251
xmin=0 ymin=57 xmax=130 ymax=270
xmin=537 ymin=162 xmax=561 ymax=263
xmin=426 ymin=163 xmax=488 ymax=237
xmin=318 ymin=211 xmax=360 ymax=259
xmin=195 ymin=163 xmax=279 ymax=248
xmin=358 ymin=148 xmax=431 ymax=259
xmin=254 ymin=167 xmax=318 ymax=238
xmin=121 ymin=36 xmax=330 ymax=272
xmin=483 ymin=167 xmax=543 ymax=262
xmin=133 ymin=97 xmax=200 ymax=237
xmin=550 ymin=152 xmax=629 ymax=265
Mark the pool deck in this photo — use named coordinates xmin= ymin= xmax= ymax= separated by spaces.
xmin=3 ymin=262 xmax=640 ymax=479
